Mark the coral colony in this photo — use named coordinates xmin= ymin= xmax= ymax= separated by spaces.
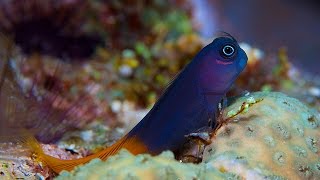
xmin=0 ymin=1 xmax=319 ymax=179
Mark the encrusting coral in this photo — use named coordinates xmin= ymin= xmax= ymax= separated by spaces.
xmin=54 ymin=92 xmax=319 ymax=179
xmin=56 ymin=150 xmax=229 ymax=180
xmin=203 ymin=92 xmax=320 ymax=179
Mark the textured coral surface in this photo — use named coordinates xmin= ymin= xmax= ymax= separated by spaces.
xmin=56 ymin=150 xmax=229 ymax=180
xmin=55 ymin=92 xmax=320 ymax=179
xmin=204 ymin=92 xmax=320 ymax=179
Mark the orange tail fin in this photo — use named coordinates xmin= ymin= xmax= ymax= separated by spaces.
xmin=22 ymin=134 xmax=148 ymax=173
xmin=0 ymin=34 xmax=148 ymax=173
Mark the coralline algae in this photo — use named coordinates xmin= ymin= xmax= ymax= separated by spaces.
xmin=56 ymin=92 xmax=319 ymax=179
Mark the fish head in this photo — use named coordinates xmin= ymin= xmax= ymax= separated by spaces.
xmin=194 ymin=35 xmax=248 ymax=94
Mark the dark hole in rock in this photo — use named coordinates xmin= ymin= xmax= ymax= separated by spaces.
xmin=12 ymin=19 xmax=102 ymax=61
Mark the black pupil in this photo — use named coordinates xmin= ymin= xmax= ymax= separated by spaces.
xmin=223 ymin=46 xmax=234 ymax=56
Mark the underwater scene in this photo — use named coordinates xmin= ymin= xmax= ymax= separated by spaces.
xmin=0 ymin=0 xmax=319 ymax=179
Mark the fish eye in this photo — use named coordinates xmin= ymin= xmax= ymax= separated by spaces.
xmin=221 ymin=45 xmax=235 ymax=58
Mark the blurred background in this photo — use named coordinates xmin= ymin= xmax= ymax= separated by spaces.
xmin=0 ymin=0 xmax=319 ymax=146
xmin=192 ymin=0 xmax=320 ymax=75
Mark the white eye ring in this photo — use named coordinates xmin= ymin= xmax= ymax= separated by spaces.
xmin=222 ymin=45 xmax=235 ymax=57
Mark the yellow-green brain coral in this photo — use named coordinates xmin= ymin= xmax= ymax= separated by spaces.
xmin=204 ymin=92 xmax=320 ymax=179
xmin=56 ymin=150 xmax=230 ymax=180
xmin=56 ymin=92 xmax=319 ymax=180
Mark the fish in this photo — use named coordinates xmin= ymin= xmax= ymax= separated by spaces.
xmin=0 ymin=34 xmax=248 ymax=173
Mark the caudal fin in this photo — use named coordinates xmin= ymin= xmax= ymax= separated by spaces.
xmin=21 ymin=134 xmax=148 ymax=173
xmin=0 ymin=33 xmax=149 ymax=173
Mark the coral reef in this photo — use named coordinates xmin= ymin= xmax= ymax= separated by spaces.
xmin=55 ymin=150 xmax=230 ymax=180
xmin=0 ymin=0 xmax=199 ymax=142
xmin=233 ymin=44 xmax=320 ymax=111
xmin=51 ymin=92 xmax=319 ymax=179
xmin=0 ymin=0 xmax=196 ymax=110
xmin=203 ymin=92 xmax=320 ymax=179
xmin=0 ymin=1 xmax=319 ymax=179
xmin=0 ymin=0 xmax=99 ymax=59
xmin=0 ymin=0 xmax=192 ymax=59
xmin=57 ymin=122 xmax=126 ymax=154
xmin=0 ymin=143 xmax=52 ymax=179
xmin=2 ymin=0 xmax=318 ymax=144
xmin=1 ymin=90 xmax=318 ymax=179
xmin=232 ymin=44 xmax=294 ymax=94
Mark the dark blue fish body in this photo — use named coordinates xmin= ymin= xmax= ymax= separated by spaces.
xmin=127 ymin=36 xmax=248 ymax=154
xmin=3 ymin=35 xmax=248 ymax=173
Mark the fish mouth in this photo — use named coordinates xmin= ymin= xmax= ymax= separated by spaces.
xmin=216 ymin=60 xmax=233 ymax=65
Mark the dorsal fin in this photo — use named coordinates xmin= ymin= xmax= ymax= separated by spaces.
xmin=149 ymin=64 xmax=189 ymax=113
